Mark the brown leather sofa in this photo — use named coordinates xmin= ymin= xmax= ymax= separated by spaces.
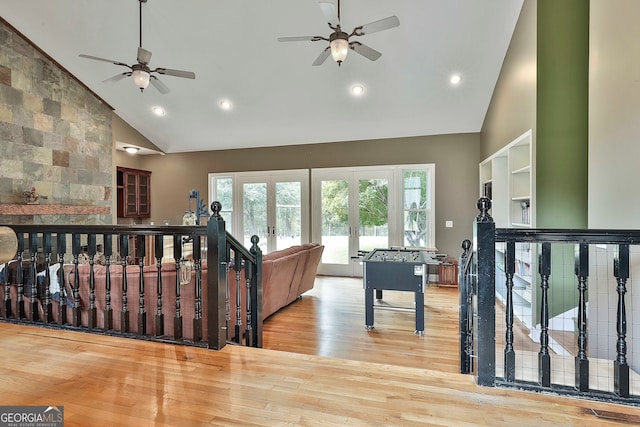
xmin=1 ymin=243 xmax=324 ymax=340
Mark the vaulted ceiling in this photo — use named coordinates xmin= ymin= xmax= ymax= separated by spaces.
xmin=1 ymin=0 xmax=523 ymax=153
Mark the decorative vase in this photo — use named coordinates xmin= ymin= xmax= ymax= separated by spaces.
xmin=182 ymin=210 xmax=197 ymax=226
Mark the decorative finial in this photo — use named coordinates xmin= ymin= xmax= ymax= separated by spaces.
xmin=250 ymin=234 xmax=261 ymax=256
xmin=462 ymin=239 xmax=471 ymax=251
xmin=210 ymin=201 xmax=222 ymax=220
xmin=476 ymin=197 xmax=494 ymax=223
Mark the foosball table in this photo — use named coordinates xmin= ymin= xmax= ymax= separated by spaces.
xmin=362 ymin=248 xmax=431 ymax=335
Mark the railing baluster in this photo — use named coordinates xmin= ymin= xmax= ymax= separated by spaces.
xmin=613 ymin=244 xmax=630 ymax=398
xmin=504 ymin=241 xmax=516 ymax=382
xmin=574 ymin=243 xmax=589 ymax=392
xmin=71 ymin=234 xmax=81 ymax=326
xmin=173 ymin=234 xmax=183 ymax=340
xmin=225 ymin=244 xmax=231 ymax=341
xmin=538 ymin=242 xmax=551 ymax=387
xmin=29 ymin=233 xmax=38 ymax=321
xmin=103 ymin=234 xmax=113 ymax=330
xmin=458 ymin=239 xmax=472 ymax=374
xmin=155 ymin=234 xmax=164 ymax=336
xmin=16 ymin=233 xmax=25 ymax=319
xmin=2 ymin=259 xmax=10 ymax=319
xmin=42 ymin=232 xmax=52 ymax=323
xmin=234 ymin=250 xmax=242 ymax=344
xmin=120 ymin=235 xmax=130 ymax=333
xmin=193 ymin=234 xmax=203 ymax=342
xmin=137 ymin=235 xmax=146 ymax=335
xmin=87 ymin=234 xmax=97 ymax=329
xmin=57 ymin=233 xmax=67 ymax=325
xmin=245 ymin=256 xmax=253 ymax=347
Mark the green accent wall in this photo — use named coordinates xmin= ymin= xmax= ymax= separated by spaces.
xmin=536 ymin=0 xmax=589 ymax=321
xmin=536 ymin=0 xmax=589 ymax=229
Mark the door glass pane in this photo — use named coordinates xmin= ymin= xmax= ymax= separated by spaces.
xmin=320 ymin=179 xmax=349 ymax=264
xmin=359 ymin=178 xmax=389 ymax=252
xmin=216 ymin=177 xmax=233 ymax=232
xmin=403 ymin=171 xmax=429 ymax=247
xmin=243 ymin=183 xmax=267 ymax=248
xmin=276 ymin=181 xmax=301 ymax=250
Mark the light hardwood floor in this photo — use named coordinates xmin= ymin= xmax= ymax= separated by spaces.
xmin=1 ymin=276 xmax=639 ymax=426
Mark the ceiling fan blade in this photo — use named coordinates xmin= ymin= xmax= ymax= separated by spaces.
xmin=137 ymin=47 xmax=152 ymax=65
xmin=278 ymin=36 xmax=323 ymax=42
xmin=318 ymin=1 xmax=339 ymax=27
xmin=312 ymin=47 xmax=331 ymax=66
xmin=102 ymin=72 xmax=131 ymax=83
xmin=349 ymin=42 xmax=382 ymax=61
xmin=149 ymin=75 xmax=170 ymax=94
xmin=355 ymin=16 xmax=400 ymax=36
xmin=79 ymin=54 xmax=130 ymax=68
xmin=152 ymin=68 xmax=196 ymax=79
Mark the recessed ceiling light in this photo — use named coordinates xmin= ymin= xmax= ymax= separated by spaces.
xmin=124 ymin=147 xmax=139 ymax=154
xmin=450 ymin=74 xmax=462 ymax=85
xmin=351 ymin=84 xmax=365 ymax=96
xmin=152 ymin=106 xmax=166 ymax=116
xmin=219 ymin=100 xmax=232 ymax=110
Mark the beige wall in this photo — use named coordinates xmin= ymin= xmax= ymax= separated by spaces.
xmin=589 ymin=0 xmax=640 ymax=228
xmin=124 ymin=133 xmax=481 ymax=258
xmin=480 ymin=0 xmax=536 ymax=161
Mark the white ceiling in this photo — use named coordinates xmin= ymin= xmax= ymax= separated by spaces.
xmin=1 ymin=0 xmax=523 ymax=154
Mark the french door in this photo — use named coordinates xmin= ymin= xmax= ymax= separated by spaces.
xmin=236 ymin=171 xmax=308 ymax=254
xmin=312 ymin=167 xmax=394 ymax=276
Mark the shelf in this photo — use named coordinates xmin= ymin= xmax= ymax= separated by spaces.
xmin=511 ymin=165 xmax=531 ymax=175
xmin=0 ymin=204 xmax=110 ymax=215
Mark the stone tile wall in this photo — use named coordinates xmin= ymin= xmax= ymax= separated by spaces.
xmin=0 ymin=20 xmax=113 ymax=225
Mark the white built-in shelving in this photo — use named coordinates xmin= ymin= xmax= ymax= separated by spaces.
xmin=479 ymin=129 xmax=535 ymax=328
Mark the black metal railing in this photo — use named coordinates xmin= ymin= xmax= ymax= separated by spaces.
xmin=461 ymin=197 xmax=640 ymax=406
xmin=0 ymin=201 xmax=261 ymax=350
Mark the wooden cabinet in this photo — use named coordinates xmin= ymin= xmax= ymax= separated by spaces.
xmin=117 ymin=167 xmax=151 ymax=218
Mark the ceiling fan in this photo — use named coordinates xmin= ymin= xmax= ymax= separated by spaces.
xmin=278 ymin=0 xmax=400 ymax=66
xmin=79 ymin=0 xmax=195 ymax=94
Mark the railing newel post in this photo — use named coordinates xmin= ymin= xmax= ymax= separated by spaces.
xmin=250 ymin=235 xmax=262 ymax=348
xmin=474 ymin=197 xmax=496 ymax=387
xmin=207 ymin=201 xmax=227 ymax=350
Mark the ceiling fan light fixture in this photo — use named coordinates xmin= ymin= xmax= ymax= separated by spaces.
xmin=450 ymin=74 xmax=462 ymax=85
xmin=330 ymin=37 xmax=349 ymax=65
xmin=132 ymin=69 xmax=150 ymax=91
